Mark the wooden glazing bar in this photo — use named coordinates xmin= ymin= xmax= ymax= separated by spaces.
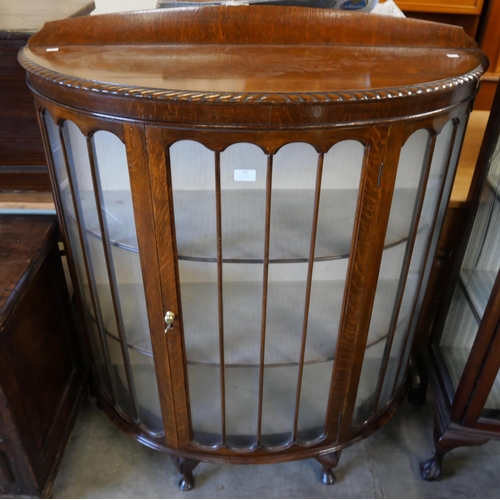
xmin=325 ymin=127 xmax=392 ymax=444
xmin=292 ymin=153 xmax=324 ymax=442
xmin=143 ymin=127 xmax=188 ymax=448
xmin=461 ymin=273 xmax=500 ymax=426
xmin=257 ymin=154 xmax=273 ymax=445
xmin=56 ymin=123 xmax=116 ymax=401
xmin=214 ymin=150 xmax=226 ymax=444
xmin=391 ymin=122 xmax=460 ymax=396
xmin=86 ymin=136 xmax=140 ymax=421
xmin=372 ymin=134 xmax=437 ymax=412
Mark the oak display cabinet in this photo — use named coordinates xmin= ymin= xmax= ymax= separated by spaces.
xmin=420 ymin=77 xmax=500 ymax=481
xmin=19 ymin=7 xmax=486 ymax=489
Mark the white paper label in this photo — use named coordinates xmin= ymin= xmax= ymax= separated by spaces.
xmin=234 ymin=169 xmax=256 ymax=182
xmin=447 ymin=53 xmax=460 ymax=58
xmin=46 ymin=47 xmax=59 ymax=52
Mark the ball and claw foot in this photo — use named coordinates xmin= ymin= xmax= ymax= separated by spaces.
xmin=178 ymin=473 xmax=195 ymax=491
xmin=420 ymin=454 xmax=442 ymax=481
xmin=321 ymin=468 xmax=336 ymax=485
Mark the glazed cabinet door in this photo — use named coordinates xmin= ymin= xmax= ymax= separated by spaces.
xmin=145 ymin=127 xmax=384 ymax=453
xmin=144 ymin=115 xmax=466 ymax=455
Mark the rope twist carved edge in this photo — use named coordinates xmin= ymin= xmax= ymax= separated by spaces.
xmin=19 ymin=51 xmax=485 ymax=105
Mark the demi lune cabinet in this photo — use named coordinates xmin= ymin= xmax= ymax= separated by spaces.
xmin=19 ymin=7 xmax=486 ymax=489
xmin=421 ymin=78 xmax=500 ymax=481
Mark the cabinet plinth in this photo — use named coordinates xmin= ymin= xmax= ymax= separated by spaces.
xmin=19 ymin=5 xmax=487 ymax=488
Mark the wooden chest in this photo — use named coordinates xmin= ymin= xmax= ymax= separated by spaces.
xmin=0 ymin=215 xmax=86 ymax=498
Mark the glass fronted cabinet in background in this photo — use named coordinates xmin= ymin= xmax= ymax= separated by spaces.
xmin=421 ymin=80 xmax=500 ymax=481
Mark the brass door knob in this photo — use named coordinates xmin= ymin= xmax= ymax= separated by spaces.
xmin=164 ymin=311 xmax=175 ymax=333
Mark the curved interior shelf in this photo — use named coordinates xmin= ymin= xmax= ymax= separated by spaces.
xmin=89 ymin=282 xmax=153 ymax=355
xmin=89 ymin=279 xmax=400 ymax=367
xmin=63 ymin=189 xmax=139 ymax=253
xmin=182 ymin=278 xmax=401 ymax=366
xmin=174 ymin=188 xmax=417 ymax=262
xmin=65 ymin=188 xmax=417 ymax=262
xmin=187 ymin=361 xmax=334 ymax=449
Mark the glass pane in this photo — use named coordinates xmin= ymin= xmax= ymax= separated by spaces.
xmin=353 ymin=128 xmax=431 ymax=425
xmin=221 ymin=143 xmax=266 ymax=448
xmin=481 ymin=366 xmax=500 ymax=420
xmin=187 ymin=364 xmax=222 ymax=447
xmin=379 ymin=121 xmax=455 ymax=406
xmin=439 ymin=286 xmax=479 ymax=390
xmin=397 ymin=117 xmax=469 ymax=390
xmin=128 ymin=348 xmax=163 ymax=433
xmin=92 ymin=130 xmax=161 ymax=433
xmin=170 ymin=141 xmax=217 ymax=259
xmin=262 ymin=263 xmax=307 ymax=446
xmin=461 ymin=187 xmax=500 ymax=318
xmin=43 ymin=112 xmax=112 ymax=399
xmin=62 ymin=121 xmax=135 ymax=417
xmin=170 ymin=142 xmax=222 ymax=446
xmin=261 ymin=143 xmax=317 ymax=447
xmin=298 ymin=141 xmax=364 ymax=440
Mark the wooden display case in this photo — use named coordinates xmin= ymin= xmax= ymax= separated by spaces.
xmin=18 ymin=6 xmax=487 ymax=489
xmin=421 ymin=74 xmax=500 ymax=481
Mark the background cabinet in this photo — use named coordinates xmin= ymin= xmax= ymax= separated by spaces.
xmin=19 ymin=6 xmax=487 ymax=489
xmin=0 ymin=0 xmax=94 ymax=192
xmin=0 ymin=215 xmax=87 ymax=498
xmin=421 ymin=74 xmax=500 ymax=481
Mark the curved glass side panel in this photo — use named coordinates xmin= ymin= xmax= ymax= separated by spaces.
xmin=92 ymin=130 xmax=162 ymax=433
xmin=44 ymin=115 xmax=162 ymax=436
xmin=397 ymin=117 xmax=468 ymax=391
xmin=352 ymin=128 xmax=432 ymax=426
xmin=43 ymin=112 xmax=112 ymax=401
xmin=379 ymin=121 xmax=455 ymax=405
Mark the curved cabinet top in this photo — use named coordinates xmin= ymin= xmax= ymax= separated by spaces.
xmin=19 ymin=5 xmax=488 ymax=127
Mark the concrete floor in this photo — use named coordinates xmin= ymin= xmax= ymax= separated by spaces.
xmin=52 ymin=398 xmax=500 ymax=498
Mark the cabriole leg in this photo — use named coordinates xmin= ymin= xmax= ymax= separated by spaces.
xmin=420 ymin=413 xmax=488 ymax=481
xmin=171 ymin=456 xmax=200 ymax=491
xmin=315 ymin=450 xmax=342 ymax=485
